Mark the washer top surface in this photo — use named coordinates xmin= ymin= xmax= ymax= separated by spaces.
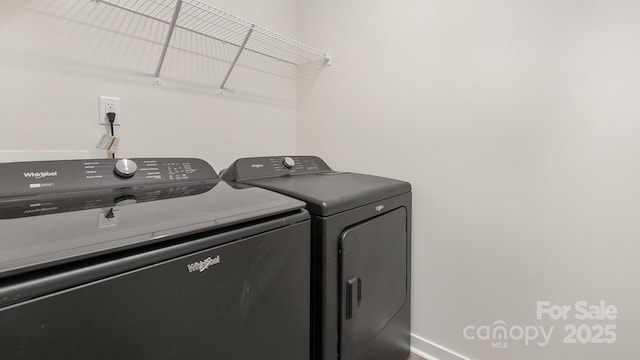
xmin=222 ymin=156 xmax=411 ymax=216
xmin=0 ymin=158 xmax=306 ymax=279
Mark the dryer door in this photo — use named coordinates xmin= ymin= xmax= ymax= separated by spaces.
xmin=339 ymin=207 xmax=407 ymax=360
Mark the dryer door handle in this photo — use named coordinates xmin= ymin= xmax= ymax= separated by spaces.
xmin=346 ymin=276 xmax=362 ymax=320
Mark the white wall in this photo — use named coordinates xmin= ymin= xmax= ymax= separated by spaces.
xmin=0 ymin=0 xmax=299 ymax=169
xmin=4 ymin=1 xmax=640 ymax=358
xmin=298 ymin=1 xmax=640 ymax=359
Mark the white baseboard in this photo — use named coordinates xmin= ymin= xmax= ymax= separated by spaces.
xmin=410 ymin=345 xmax=436 ymax=360
xmin=411 ymin=333 xmax=474 ymax=360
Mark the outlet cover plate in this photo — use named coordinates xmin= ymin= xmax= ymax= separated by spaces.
xmin=98 ymin=96 xmax=121 ymax=125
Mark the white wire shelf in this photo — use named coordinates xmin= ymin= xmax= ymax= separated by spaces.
xmin=93 ymin=0 xmax=331 ymax=93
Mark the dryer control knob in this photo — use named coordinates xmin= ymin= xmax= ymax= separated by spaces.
xmin=114 ymin=159 xmax=138 ymax=178
xmin=282 ymin=156 xmax=296 ymax=169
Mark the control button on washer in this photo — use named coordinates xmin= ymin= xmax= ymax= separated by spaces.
xmin=282 ymin=156 xmax=296 ymax=169
xmin=114 ymin=159 xmax=138 ymax=178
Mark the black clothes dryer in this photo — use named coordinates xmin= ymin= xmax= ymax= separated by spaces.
xmin=221 ymin=156 xmax=412 ymax=360
xmin=0 ymin=157 xmax=310 ymax=360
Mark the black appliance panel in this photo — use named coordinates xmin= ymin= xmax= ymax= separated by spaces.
xmin=0 ymin=158 xmax=216 ymax=199
xmin=339 ymin=208 xmax=407 ymax=360
xmin=0 ymin=220 xmax=310 ymax=360
xmin=223 ymin=156 xmax=332 ymax=180
xmin=0 ymin=210 xmax=308 ymax=310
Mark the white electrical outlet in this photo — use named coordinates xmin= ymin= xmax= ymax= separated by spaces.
xmin=98 ymin=96 xmax=122 ymax=125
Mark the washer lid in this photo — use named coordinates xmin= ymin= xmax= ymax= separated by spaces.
xmin=243 ymin=172 xmax=410 ymax=216
xmin=0 ymin=158 xmax=306 ymax=279
xmin=223 ymin=156 xmax=411 ymax=216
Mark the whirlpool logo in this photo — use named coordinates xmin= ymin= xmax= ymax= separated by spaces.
xmin=187 ymin=255 xmax=220 ymax=273
xmin=23 ymin=171 xmax=58 ymax=179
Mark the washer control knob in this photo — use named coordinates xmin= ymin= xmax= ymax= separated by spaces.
xmin=282 ymin=156 xmax=296 ymax=169
xmin=114 ymin=159 xmax=138 ymax=178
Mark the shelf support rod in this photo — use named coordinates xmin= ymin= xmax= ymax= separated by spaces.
xmin=219 ymin=25 xmax=254 ymax=94
xmin=154 ymin=0 xmax=183 ymax=84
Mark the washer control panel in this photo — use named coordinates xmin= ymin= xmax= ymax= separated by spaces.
xmin=0 ymin=158 xmax=217 ymax=199
xmin=222 ymin=156 xmax=333 ymax=181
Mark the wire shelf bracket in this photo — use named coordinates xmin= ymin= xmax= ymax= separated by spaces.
xmin=93 ymin=0 xmax=331 ymax=93
xmin=154 ymin=0 xmax=183 ymax=85
xmin=219 ymin=24 xmax=253 ymax=95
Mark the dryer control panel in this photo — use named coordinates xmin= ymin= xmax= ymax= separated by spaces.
xmin=222 ymin=156 xmax=335 ymax=181
xmin=0 ymin=158 xmax=218 ymax=199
